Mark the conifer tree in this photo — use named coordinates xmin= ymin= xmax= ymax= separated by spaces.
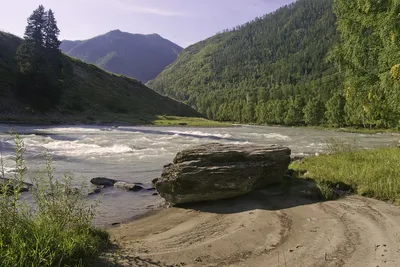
xmin=16 ymin=5 xmax=46 ymax=74
xmin=15 ymin=5 xmax=63 ymax=111
xmin=44 ymin=9 xmax=61 ymax=50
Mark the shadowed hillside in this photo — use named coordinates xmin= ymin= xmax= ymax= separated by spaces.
xmin=0 ymin=31 xmax=200 ymax=124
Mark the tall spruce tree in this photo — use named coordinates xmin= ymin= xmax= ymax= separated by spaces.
xmin=43 ymin=9 xmax=62 ymax=77
xmin=16 ymin=5 xmax=46 ymax=74
xmin=44 ymin=9 xmax=61 ymax=50
xmin=15 ymin=5 xmax=62 ymax=111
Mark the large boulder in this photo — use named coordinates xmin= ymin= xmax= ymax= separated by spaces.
xmin=155 ymin=143 xmax=291 ymax=205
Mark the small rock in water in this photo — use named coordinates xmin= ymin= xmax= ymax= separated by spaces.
xmin=151 ymin=178 xmax=159 ymax=185
xmin=152 ymin=192 xmax=158 ymax=196
xmin=114 ymin=181 xmax=144 ymax=192
xmin=90 ymin=177 xmax=117 ymax=187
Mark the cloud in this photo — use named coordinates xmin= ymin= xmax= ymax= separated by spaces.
xmin=127 ymin=6 xmax=185 ymax=16
xmin=113 ymin=0 xmax=187 ymax=17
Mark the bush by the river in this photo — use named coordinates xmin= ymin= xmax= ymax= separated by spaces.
xmin=0 ymin=134 xmax=109 ymax=267
xmin=291 ymin=141 xmax=400 ymax=204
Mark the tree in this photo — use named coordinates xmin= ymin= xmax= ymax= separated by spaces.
xmin=325 ymin=92 xmax=345 ymax=127
xmin=332 ymin=0 xmax=400 ymax=128
xmin=303 ymin=97 xmax=325 ymax=125
xmin=16 ymin=5 xmax=46 ymax=74
xmin=15 ymin=5 xmax=63 ymax=111
xmin=44 ymin=9 xmax=61 ymax=50
xmin=284 ymin=96 xmax=304 ymax=125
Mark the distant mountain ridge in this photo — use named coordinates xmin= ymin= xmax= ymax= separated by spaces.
xmin=60 ymin=30 xmax=182 ymax=83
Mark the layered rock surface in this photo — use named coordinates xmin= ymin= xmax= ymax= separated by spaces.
xmin=155 ymin=143 xmax=291 ymax=205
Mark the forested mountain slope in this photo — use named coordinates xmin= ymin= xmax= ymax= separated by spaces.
xmin=60 ymin=30 xmax=182 ymax=83
xmin=0 ymin=31 xmax=200 ymax=124
xmin=148 ymin=0 xmax=343 ymax=126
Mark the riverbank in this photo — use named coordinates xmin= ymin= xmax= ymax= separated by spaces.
xmin=0 ymin=114 xmax=232 ymax=127
xmin=96 ymin=145 xmax=400 ymax=266
xmin=97 ymin=192 xmax=400 ymax=267
xmin=3 ymin=114 xmax=400 ymax=135
xmin=310 ymin=125 xmax=400 ymax=135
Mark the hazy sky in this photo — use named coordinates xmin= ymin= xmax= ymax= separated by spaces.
xmin=1 ymin=0 xmax=295 ymax=47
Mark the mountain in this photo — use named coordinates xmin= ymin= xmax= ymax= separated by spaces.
xmin=148 ymin=0 xmax=343 ymax=126
xmin=60 ymin=30 xmax=182 ymax=83
xmin=0 ymin=31 xmax=200 ymax=124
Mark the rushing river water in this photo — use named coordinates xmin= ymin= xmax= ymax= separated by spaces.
xmin=0 ymin=124 xmax=398 ymax=225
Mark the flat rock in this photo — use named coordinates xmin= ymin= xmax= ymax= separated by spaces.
xmin=155 ymin=143 xmax=291 ymax=205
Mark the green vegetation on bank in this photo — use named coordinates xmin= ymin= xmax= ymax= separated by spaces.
xmin=149 ymin=0 xmax=400 ymax=130
xmin=0 ymin=135 xmax=109 ymax=266
xmin=310 ymin=126 xmax=400 ymax=135
xmin=291 ymin=147 xmax=400 ymax=204
xmin=152 ymin=116 xmax=232 ymax=127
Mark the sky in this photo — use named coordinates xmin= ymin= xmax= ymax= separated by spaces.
xmin=1 ymin=0 xmax=295 ymax=48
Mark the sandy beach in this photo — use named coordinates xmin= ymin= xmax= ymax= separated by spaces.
xmin=97 ymin=190 xmax=400 ymax=267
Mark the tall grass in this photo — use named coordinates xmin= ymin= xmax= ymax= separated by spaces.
xmin=0 ymin=134 xmax=109 ymax=267
xmin=291 ymin=139 xmax=400 ymax=203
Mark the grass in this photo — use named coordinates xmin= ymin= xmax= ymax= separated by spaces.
xmin=310 ymin=125 xmax=400 ymax=135
xmin=0 ymin=134 xmax=109 ymax=267
xmin=151 ymin=115 xmax=232 ymax=127
xmin=291 ymin=147 xmax=400 ymax=204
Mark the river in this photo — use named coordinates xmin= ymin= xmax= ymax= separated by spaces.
xmin=0 ymin=124 xmax=398 ymax=225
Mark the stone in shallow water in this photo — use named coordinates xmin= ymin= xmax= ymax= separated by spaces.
xmin=155 ymin=143 xmax=291 ymax=205
xmin=90 ymin=177 xmax=117 ymax=187
xmin=114 ymin=182 xmax=145 ymax=192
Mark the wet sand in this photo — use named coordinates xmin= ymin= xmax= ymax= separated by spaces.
xmin=98 ymin=190 xmax=400 ymax=267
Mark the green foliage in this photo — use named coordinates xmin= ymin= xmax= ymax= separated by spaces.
xmin=60 ymin=30 xmax=182 ymax=83
xmin=284 ymin=96 xmax=305 ymax=126
xmin=149 ymin=0 xmax=342 ymax=126
xmin=324 ymin=92 xmax=345 ymax=127
xmin=303 ymin=97 xmax=325 ymax=125
xmin=332 ymin=0 xmax=400 ymax=128
xmin=0 ymin=135 xmax=109 ymax=266
xmin=316 ymin=182 xmax=337 ymax=201
xmin=291 ymin=147 xmax=400 ymax=203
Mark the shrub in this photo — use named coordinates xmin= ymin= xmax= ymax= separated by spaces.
xmin=0 ymin=134 xmax=109 ymax=267
xmin=324 ymin=137 xmax=359 ymax=154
